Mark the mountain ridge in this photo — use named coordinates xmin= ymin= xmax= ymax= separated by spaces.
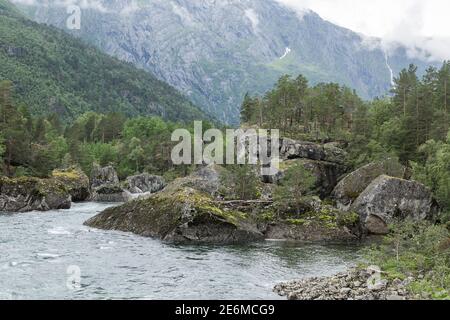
xmin=14 ymin=0 xmax=441 ymax=124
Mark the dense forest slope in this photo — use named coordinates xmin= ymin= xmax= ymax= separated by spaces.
xmin=0 ymin=0 xmax=206 ymax=122
xmin=16 ymin=0 xmax=440 ymax=124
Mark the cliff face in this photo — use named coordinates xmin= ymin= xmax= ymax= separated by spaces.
xmin=17 ymin=0 xmax=437 ymax=124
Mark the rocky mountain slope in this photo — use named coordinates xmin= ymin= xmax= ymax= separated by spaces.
xmin=15 ymin=0 xmax=439 ymax=124
xmin=0 ymin=0 xmax=207 ymax=122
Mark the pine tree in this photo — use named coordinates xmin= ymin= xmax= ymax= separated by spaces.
xmin=240 ymin=93 xmax=255 ymax=124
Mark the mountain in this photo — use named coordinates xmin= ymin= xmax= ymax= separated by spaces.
xmin=0 ymin=0 xmax=207 ymax=122
xmin=15 ymin=0 xmax=439 ymax=124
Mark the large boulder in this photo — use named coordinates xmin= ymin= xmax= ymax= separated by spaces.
xmin=52 ymin=168 xmax=90 ymax=202
xmin=90 ymin=165 xmax=129 ymax=202
xmin=267 ymin=159 xmax=346 ymax=198
xmin=90 ymin=165 xmax=119 ymax=188
xmin=0 ymin=177 xmax=71 ymax=212
xmin=178 ymin=164 xmax=225 ymax=197
xmin=125 ymin=173 xmax=166 ymax=194
xmin=280 ymin=138 xmax=347 ymax=165
xmin=84 ymin=185 xmax=264 ymax=245
xmin=333 ymin=159 xmax=406 ymax=209
xmin=351 ymin=175 xmax=438 ymax=235
xmin=91 ymin=185 xmax=132 ymax=202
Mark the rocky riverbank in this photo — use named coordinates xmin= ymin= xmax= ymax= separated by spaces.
xmin=0 ymin=165 xmax=166 ymax=213
xmin=84 ymin=138 xmax=440 ymax=244
xmin=84 ymin=164 xmax=362 ymax=245
xmin=274 ymin=266 xmax=419 ymax=300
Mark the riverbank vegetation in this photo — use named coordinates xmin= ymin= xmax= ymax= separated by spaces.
xmin=240 ymin=62 xmax=450 ymax=298
xmin=364 ymin=222 xmax=450 ymax=299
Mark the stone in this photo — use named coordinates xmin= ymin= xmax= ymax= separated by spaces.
xmin=84 ymin=185 xmax=264 ymax=245
xmin=340 ymin=288 xmax=351 ymax=295
xmin=280 ymin=138 xmax=347 ymax=165
xmin=332 ymin=159 xmax=406 ymax=209
xmin=365 ymin=214 xmax=389 ymax=235
xmin=274 ymin=268 xmax=415 ymax=301
xmin=351 ymin=176 xmax=438 ymax=234
xmin=52 ymin=168 xmax=90 ymax=201
xmin=125 ymin=173 xmax=166 ymax=194
xmin=90 ymin=165 xmax=128 ymax=202
xmin=84 ymin=166 xmax=264 ymax=244
xmin=0 ymin=176 xmax=71 ymax=212
xmin=90 ymin=165 xmax=119 ymax=189
xmin=91 ymin=184 xmax=131 ymax=203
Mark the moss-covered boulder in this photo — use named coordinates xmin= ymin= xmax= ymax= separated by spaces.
xmin=351 ymin=175 xmax=439 ymax=235
xmin=84 ymin=185 xmax=264 ymax=245
xmin=0 ymin=176 xmax=71 ymax=212
xmin=52 ymin=168 xmax=90 ymax=202
xmin=332 ymin=159 xmax=406 ymax=209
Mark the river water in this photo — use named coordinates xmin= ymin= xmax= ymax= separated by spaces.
xmin=0 ymin=202 xmax=361 ymax=300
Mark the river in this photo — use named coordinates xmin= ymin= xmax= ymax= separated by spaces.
xmin=0 ymin=202 xmax=361 ymax=300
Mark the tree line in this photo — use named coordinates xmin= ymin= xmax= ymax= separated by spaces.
xmin=0 ymin=80 xmax=201 ymax=179
xmin=241 ymin=62 xmax=450 ymax=216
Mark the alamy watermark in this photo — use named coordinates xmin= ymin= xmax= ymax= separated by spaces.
xmin=66 ymin=5 xmax=81 ymax=30
xmin=66 ymin=265 xmax=81 ymax=290
xmin=171 ymin=121 xmax=280 ymax=176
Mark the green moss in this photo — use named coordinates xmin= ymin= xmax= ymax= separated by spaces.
xmin=148 ymin=187 xmax=249 ymax=227
xmin=36 ymin=179 xmax=68 ymax=196
xmin=285 ymin=219 xmax=307 ymax=226
xmin=336 ymin=211 xmax=360 ymax=227
xmin=261 ymin=210 xmax=276 ymax=222
xmin=52 ymin=169 xmax=85 ymax=181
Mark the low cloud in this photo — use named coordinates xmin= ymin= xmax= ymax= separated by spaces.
xmin=275 ymin=0 xmax=450 ymax=61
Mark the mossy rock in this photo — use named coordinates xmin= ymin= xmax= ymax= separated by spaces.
xmin=52 ymin=168 xmax=90 ymax=201
xmin=0 ymin=176 xmax=71 ymax=212
xmin=84 ymin=186 xmax=263 ymax=245
xmin=333 ymin=159 xmax=406 ymax=208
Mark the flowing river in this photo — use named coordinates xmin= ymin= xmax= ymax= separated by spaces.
xmin=0 ymin=202 xmax=362 ymax=300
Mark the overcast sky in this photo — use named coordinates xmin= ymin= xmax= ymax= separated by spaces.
xmin=276 ymin=0 xmax=450 ymax=61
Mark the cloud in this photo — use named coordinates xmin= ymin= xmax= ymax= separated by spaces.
xmin=275 ymin=0 xmax=450 ymax=61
